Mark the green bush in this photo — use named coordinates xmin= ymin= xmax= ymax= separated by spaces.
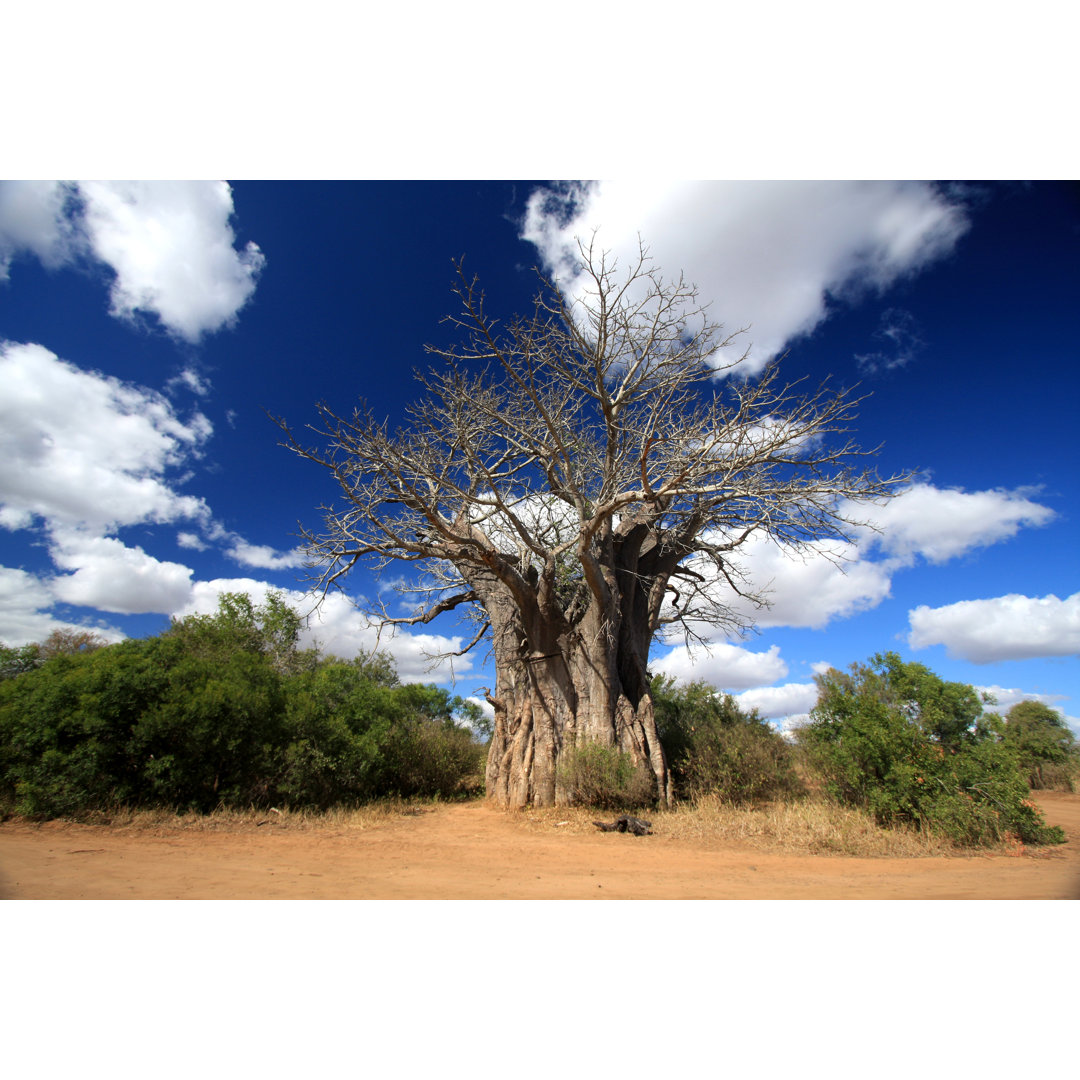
xmin=681 ymin=718 xmax=804 ymax=805
xmin=651 ymin=675 xmax=803 ymax=804
xmin=797 ymin=654 xmax=1065 ymax=847
xmin=377 ymin=684 xmax=487 ymax=798
xmin=0 ymin=639 xmax=175 ymax=817
xmin=274 ymin=662 xmax=399 ymax=806
xmin=556 ymin=742 xmax=655 ymax=810
xmin=132 ymin=650 xmax=287 ymax=810
xmin=0 ymin=594 xmax=488 ymax=818
xmin=1000 ymin=700 xmax=1078 ymax=790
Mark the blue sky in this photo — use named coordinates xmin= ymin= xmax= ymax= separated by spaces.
xmin=1 ymin=180 xmax=1077 ymax=736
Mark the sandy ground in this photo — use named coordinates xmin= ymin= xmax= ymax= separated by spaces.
xmin=2 ymin=791 xmax=1078 ymax=900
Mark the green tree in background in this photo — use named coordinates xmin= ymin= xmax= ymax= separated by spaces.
xmin=0 ymin=642 xmax=42 ymax=681
xmin=1002 ymin=700 xmax=1077 ymax=789
xmin=0 ymin=628 xmax=108 ymax=681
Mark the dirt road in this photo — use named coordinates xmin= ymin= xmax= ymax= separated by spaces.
xmin=2 ymin=792 xmax=1078 ymax=899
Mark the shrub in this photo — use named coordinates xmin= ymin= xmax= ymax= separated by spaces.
xmin=132 ymin=649 xmax=287 ymax=811
xmin=383 ymin=718 xmax=486 ymax=798
xmin=0 ymin=639 xmax=175 ymax=817
xmin=274 ymin=662 xmax=398 ymax=806
xmin=378 ymin=684 xmax=487 ymax=798
xmin=652 ymin=675 xmax=803 ymax=804
xmin=0 ymin=593 xmax=487 ymax=817
xmin=680 ymin=718 xmax=804 ymax=805
xmin=798 ymin=655 xmax=1065 ymax=847
xmin=556 ymin=742 xmax=655 ymax=810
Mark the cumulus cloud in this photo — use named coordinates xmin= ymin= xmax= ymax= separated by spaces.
xmin=0 ymin=181 xmax=82 ymax=276
xmin=0 ymin=343 xmax=327 ymax=639
xmin=225 ymin=539 xmax=307 ymax=571
xmin=177 ymin=532 xmax=209 ymax=551
xmin=652 ymin=642 xmax=788 ymax=689
xmin=0 ymin=565 xmax=124 ymax=647
xmin=661 ymin=484 xmax=1057 ymax=644
xmin=304 ymin=592 xmax=478 ymax=682
xmin=50 ymin=531 xmax=195 ymax=614
xmin=522 ymin=181 xmax=968 ymax=374
xmin=0 ymin=341 xmax=212 ymax=533
xmin=977 ymin=686 xmax=1070 ymax=715
xmin=855 ymin=483 xmax=1055 ymax=565
xmin=0 ymin=181 xmax=264 ymax=341
xmin=175 ymin=578 xmax=308 ymax=622
xmin=721 ymin=536 xmax=895 ymax=631
xmin=973 ymin=688 xmax=1079 ymax=739
xmin=908 ymin=591 xmax=1080 ymax=663
xmin=734 ymin=681 xmax=819 ymax=720
xmin=168 ymin=368 xmax=212 ymax=397
xmin=466 ymin=696 xmax=496 ymax=721
xmin=176 ymin=580 xmax=475 ymax=683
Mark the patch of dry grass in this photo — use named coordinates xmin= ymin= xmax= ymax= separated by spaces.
xmin=69 ymin=798 xmax=439 ymax=835
xmin=26 ymin=794 xmax=1024 ymax=857
xmin=661 ymin=795 xmax=963 ymax=857
xmin=518 ymin=796 xmax=972 ymax=857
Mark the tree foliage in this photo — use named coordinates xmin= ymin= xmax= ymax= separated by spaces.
xmin=162 ymin=590 xmax=312 ymax=674
xmin=797 ymin=653 xmax=1065 ymax=846
xmin=1002 ymin=700 xmax=1078 ymax=790
xmin=1 ymin=628 xmax=108 ymax=680
xmin=651 ymin=675 xmax=803 ymax=804
xmin=0 ymin=594 xmax=485 ymax=818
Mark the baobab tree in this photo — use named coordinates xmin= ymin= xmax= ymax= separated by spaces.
xmin=277 ymin=241 xmax=907 ymax=808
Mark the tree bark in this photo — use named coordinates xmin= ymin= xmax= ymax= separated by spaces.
xmin=477 ymin=567 xmax=672 ymax=810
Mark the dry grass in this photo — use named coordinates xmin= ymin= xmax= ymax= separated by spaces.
xmin=518 ymin=795 xmax=971 ymax=858
xmin=661 ymin=795 xmax=963 ymax=857
xmin=22 ymin=794 xmax=1018 ymax=857
xmin=64 ymin=798 xmax=440 ymax=835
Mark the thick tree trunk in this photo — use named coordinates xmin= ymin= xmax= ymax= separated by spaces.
xmin=482 ymin=604 xmax=672 ymax=809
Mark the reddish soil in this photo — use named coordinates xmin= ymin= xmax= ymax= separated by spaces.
xmin=2 ymin=792 xmax=1078 ymax=900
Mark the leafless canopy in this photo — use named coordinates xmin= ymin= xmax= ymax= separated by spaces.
xmin=276 ymin=240 xmax=905 ymax=665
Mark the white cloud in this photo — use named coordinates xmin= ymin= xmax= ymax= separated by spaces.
xmin=226 ymin=539 xmax=307 ymax=571
xmin=78 ymin=181 xmax=265 ymax=341
xmin=976 ymin=687 xmax=1080 ymax=739
xmin=855 ymin=308 xmax=925 ymax=374
xmin=977 ymin=686 xmax=1070 ymax=714
xmin=722 ymin=536 xmax=895 ymax=631
xmin=0 ymin=181 xmax=264 ymax=341
xmin=466 ymin=696 xmax=495 ymax=721
xmin=735 ymin=681 xmax=818 ymax=720
xmin=177 ymin=532 xmax=209 ymax=551
xmin=50 ymin=531 xmax=195 ymax=614
xmin=856 ymin=483 xmax=1055 ymax=565
xmin=0 ymin=566 xmax=66 ymax=645
xmin=168 ymin=368 xmax=212 ymax=396
xmin=304 ymin=593 xmax=477 ymax=682
xmin=175 ymin=578 xmax=307 ymax=623
xmin=0 ymin=341 xmax=212 ymax=533
xmin=652 ymin=641 xmax=788 ymax=689
xmin=659 ymin=483 xmax=1056 ymax=643
xmin=522 ymin=181 xmax=968 ymax=374
xmin=908 ymin=591 xmax=1080 ymax=663
xmin=176 ymin=580 xmax=475 ymax=683
xmin=0 ymin=565 xmax=124 ymax=647
xmin=0 ymin=181 xmax=81 ymax=276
